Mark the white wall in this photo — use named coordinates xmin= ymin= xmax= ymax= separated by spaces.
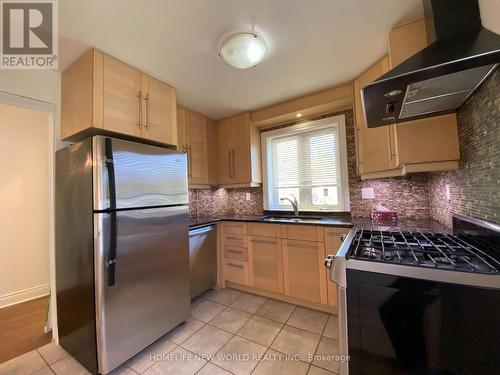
xmin=479 ymin=0 xmax=500 ymax=34
xmin=0 ymin=103 xmax=51 ymax=307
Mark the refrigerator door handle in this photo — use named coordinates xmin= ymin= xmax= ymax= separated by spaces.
xmin=104 ymin=138 xmax=117 ymax=287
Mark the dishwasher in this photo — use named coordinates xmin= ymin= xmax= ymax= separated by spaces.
xmin=189 ymin=224 xmax=217 ymax=298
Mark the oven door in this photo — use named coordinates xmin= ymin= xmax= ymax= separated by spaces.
xmin=347 ymin=269 xmax=500 ymax=375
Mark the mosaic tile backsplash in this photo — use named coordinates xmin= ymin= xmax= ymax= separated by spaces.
xmin=189 ymin=112 xmax=433 ymax=220
xmin=428 ymin=69 xmax=499 ymax=227
xmin=189 ymin=71 xmax=499 ymax=226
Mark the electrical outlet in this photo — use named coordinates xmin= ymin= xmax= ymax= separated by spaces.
xmin=245 ymin=192 xmax=251 ymax=201
xmin=445 ymin=184 xmax=451 ymax=201
xmin=362 ymin=187 xmax=375 ymax=199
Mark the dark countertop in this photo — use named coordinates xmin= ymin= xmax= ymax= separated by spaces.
xmin=189 ymin=215 xmax=451 ymax=234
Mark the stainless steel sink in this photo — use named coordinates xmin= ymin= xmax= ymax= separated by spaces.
xmin=260 ymin=216 xmax=325 ymax=223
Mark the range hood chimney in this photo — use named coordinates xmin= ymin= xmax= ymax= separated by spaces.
xmin=362 ymin=0 xmax=500 ymax=128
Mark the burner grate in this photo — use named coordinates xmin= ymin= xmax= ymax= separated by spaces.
xmin=350 ymin=229 xmax=500 ymax=273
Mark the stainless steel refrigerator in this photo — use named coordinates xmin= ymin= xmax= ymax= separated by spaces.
xmin=55 ymin=136 xmax=190 ymax=374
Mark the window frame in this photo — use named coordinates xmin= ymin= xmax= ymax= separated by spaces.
xmin=261 ymin=114 xmax=350 ymax=212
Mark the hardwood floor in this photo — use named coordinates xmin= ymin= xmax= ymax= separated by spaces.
xmin=0 ymin=296 xmax=52 ymax=364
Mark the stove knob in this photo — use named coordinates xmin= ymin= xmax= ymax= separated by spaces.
xmin=324 ymin=255 xmax=335 ymax=269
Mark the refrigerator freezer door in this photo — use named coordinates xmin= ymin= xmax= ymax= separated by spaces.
xmin=93 ymin=136 xmax=188 ymax=211
xmin=94 ymin=206 xmax=190 ymax=374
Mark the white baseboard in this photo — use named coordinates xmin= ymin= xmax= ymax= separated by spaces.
xmin=0 ymin=284 xmax=50 ymax=309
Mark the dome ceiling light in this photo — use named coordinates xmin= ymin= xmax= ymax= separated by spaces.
xmin=218 ymin=32 xmax=267 ymax=69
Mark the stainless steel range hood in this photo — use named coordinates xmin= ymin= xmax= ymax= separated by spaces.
xmin=362 ymin=0 xmax=500 ymax=128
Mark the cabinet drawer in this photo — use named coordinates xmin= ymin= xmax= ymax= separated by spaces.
xmin=282 ymin=225 xmax=324 ymax=242
xmin=224 ymin=245 xmax=248 ymax=261
xmin=248 ymin=222 xmax=281 ymax=237
xmin=224 ymin=234 xmax=247 ymax=248
xmin=224 ymin=259 xmax=249 ymax=285
xmin=223 ymin=221 xmax=247 ymax=235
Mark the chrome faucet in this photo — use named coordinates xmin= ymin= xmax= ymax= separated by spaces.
xmin=280 ymin=195 xmax=299 ymax=217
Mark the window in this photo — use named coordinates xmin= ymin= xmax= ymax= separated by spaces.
xmin=262 ymin=115 xmax=349 ymax=211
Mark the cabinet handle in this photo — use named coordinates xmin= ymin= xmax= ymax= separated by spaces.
xmin=144 ymin=93 xmax=149 ymax=130
xmin=137 ymin=91 xmax=142 ymax=129
xmin=250 ymin=238 xmax=277 ymax=245
xmin=187 ymin=145 xmax=192 ymax=177
xmin=356 ymin=127 xmax=363 ymax=166
xmin=231 ymin=149 xmax=236 ymax=178
xmin=226 ymin=249 xmax=244 ymax=254
xmin=387 ymin=126 xmax=397 ymax=162
xmin=228 ymin=150 xmax=233 ymax=177
xmin=225 ymin=236 xmax=242 ymax=241
xmin=227 ymin=262 xmax=244 ymax=269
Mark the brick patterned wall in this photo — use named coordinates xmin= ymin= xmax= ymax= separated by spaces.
xmin=428 ymin=69 xmax=500 ymax=227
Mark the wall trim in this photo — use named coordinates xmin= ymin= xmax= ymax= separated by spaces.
xmin=0 ymin=284 xmax=50 ymax=309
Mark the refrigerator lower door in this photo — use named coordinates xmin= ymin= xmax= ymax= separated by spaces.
xmin=94 ymin=206 xmax=190 ymax=374
xmin=93 ymin=136 xmax=188 ymax=211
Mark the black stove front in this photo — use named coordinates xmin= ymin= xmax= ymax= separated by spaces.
xmin=345 ymin=215 xmax=500 ymax=375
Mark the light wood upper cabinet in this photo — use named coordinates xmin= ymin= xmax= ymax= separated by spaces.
xmin=61 ymin=49 xmax=177 ymax=146
xmin=177 ymin=105 xmax=217 ymax=187
xmin=282 ymin=239 xmax=327 ymax=304
xmin=187 ymin=110 xmax=208 ymax=184
xmin=354 ymin=57 xmax=399 ymax=174
xmin=389 ymin=19 xmax=459 ymax=169
xmin=216 ymin=113 xmax=262 ymax=187
xmin=141 ymin=74 xmax=177 ymax=145
xmin=388 ymin=18 xmax=428 ymax=67
xmin=216 ymin=117 xmax=232 ymax=185
xmin=248 ymin=236 xmax=284 ymax=293
xmin=353 ymin=19 xmax=460 ymax=179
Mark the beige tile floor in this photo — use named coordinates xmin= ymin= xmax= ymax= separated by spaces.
xmin=0 ymin=289 xmax=342 ymax=375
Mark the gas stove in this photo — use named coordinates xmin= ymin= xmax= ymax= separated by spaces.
xmin=347 ymin=229 xmax=500 ymax=274
xmin=325 ymin=215 xmax=500 ymax=375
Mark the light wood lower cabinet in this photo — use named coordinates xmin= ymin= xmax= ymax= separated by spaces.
xmin=220 ymin=222 xmax=345 ymax=309
xmin=248 ymin=236 xmax=283 ymax=293
xmin=282 ymin=239 xmax=327 ymax=304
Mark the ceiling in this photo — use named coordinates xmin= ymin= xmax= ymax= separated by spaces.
xmin=59 ymin=0 xmax=424 ymax=120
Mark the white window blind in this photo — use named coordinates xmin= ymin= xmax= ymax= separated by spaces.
xmin=263 ymin=116 xmax=348 ymax=211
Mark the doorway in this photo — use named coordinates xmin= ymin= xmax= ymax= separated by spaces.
xmin=0 ymin=100 xmax=55 ymax=363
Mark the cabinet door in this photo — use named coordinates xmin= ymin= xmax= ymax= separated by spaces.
xmin=283 ymin=240 xmax=327 ymax=304
xmin=102 ymin=54 xmax=142 ymax=136
xmin=324 ymin=228 xmax=349 ymax=308
xmin=142 ymin=74 xmax=177 ymax=145
xmin=187 ymin=110 xmax=208 ymax=185
xmin=176 ymin=106 xmax=188 ymax=151
xmin=389 ymin=19 xmax=460 ymax=166
xmin=248 ymin=236 xmax=283 ymax=293
xmin=230 ymin=113 xmax=251 ymax=183
xmin=216 ymin=118 xmax=232 ymax=184
xmin=354 ymin=57 xmax=399 ymax=174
